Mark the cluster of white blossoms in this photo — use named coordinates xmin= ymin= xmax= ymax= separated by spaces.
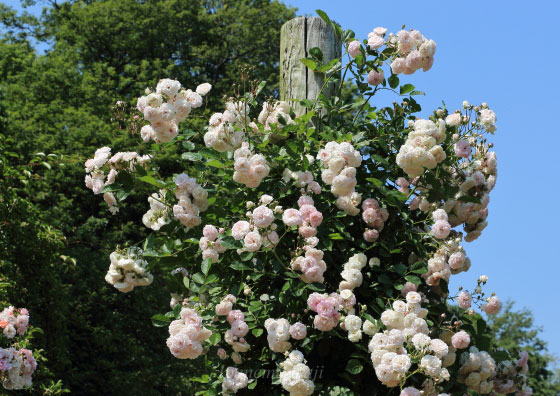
xmin=457 ymin=346 xmax=496 ymax=394
xmin=173 ymin=173 xmax=208 ymax=229
xmin=0 ymin=348 xmax=37 ymax=390
xmin=137 ymin=79 xmax=209 ymax=143
xmin=343 ymin=315 xmax=363 ymax=343
xmin=205 ymin=101 xmax=249 ymax=152
xmin=493 ymin=351 xmax=532 ymax=395
xmin=215 ymin=296 xmax=251 ymax=360
xmin=431 ymin=208 xmax=451 ymax=240
xmin=279 ymin=350 xmax=315 ymax=396
xmin=387 ymin=29 xmax=436 ymax=75
xmin=369 ymin=293 xmax=453 ymax=387
xmin=282 ymin=166 xmax=321 ymax=195
xmin=84 ymin=147 xmax=151 ymax=214
xmin=423 ymin=232 xmax=470 ymax=287
xmin=166 ymin=308 xmax=212 ymax=360
xmin=142 ymin=190 xmax=170 ymax=231
xmin=104 ymin=247 xmax=153 ymax=293
xmin=396 ymin=118 xmax=446 ymax=178
xmin=361 ymin=198 xmax=389 ymax=243
xmin=264 ymin=318 xmax=307 ymax=353
xmin=339 ymin=253 xmax=366 ymax=290
xmin=446 ymin=147 xmax=497 ymax=242
xmin=231 ymin=195 xmax=280 ymax=253
xmin=317 ymin=142 xmax=362 ymax=215
xmin=222 ymin=367 xmax=248 ymax=395
xmin=233 ymin=142 xmax=270 ymax=188
xmin=199 ymin=225 xmax=227 ymax=263
xmin=257 ymin=101 xmax=293 ymax=130
xmin=0 ymin=307 xmax=29 ymax=339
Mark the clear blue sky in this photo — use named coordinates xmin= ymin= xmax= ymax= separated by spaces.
xmin=4 ymin=0 xmax=560 ymax=360
xmin=287 ymin=0 xmax=560 ymax=359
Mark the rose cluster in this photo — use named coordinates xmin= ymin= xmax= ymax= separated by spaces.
xmin=137 ymin=79 xmax=210 ymax=143
xmin=222 ymin=366 xmax=248 ymax=394
xmin=257 ymin=101 xmax=294 ymax=130
xmin=423 ymin=232 xmax=471 ymax=287
xmin=361 ymin=198 xmax=389 ymax=243
xmin=279 ymin=350 xmax=315 ymax=396
xmin=457 ymin=346 xmax=496 ymax=394
xmin=233 ymin=142 xmax=270 ymax=188
xmin=0 ymin=348 xmax=37 ymax=390
xmin=104 ymin=247 xmax=153 ymax=293
xmin=317 ymin=141 xmax=362 ymax=215
xmin=142 ymin=190 xmax=171 ymax=231
xmin=369 ymin=293 xmax=452 ymax=387
xmin=215 ymin=295 xmax=251 ymax=360
xmin=231 ymin=196 xmax=279 ymax=253
xmin=282 ymin=167 xmax=321 ymax=195
xmin=173 ymin=173 xmax=209 ymax=229
xmin=264 ymin=318 xmax=306 ymax=353
xmin=493 ymin=351 xmax=532 ymax=395
xmin=307 ymin=292 xmax=355 ymax=332
xmin=339 ymin=253 xmax=367 ymax=290
xmin=199 ymin=225 xmax=227 ymax=263
xmin=387 ymin=29 xmax=436 ymax=75
xmin=204 ymin=101 xmax=249 ymax=152
xmin=167 ymin=308 xmax=212 ymax=360
xmin=0 ymin=307 xmax=29 ymax=339
xmin=396 ymin=118 xmax=446 ymax=178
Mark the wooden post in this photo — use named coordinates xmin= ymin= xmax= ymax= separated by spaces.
xmin=280 ymin=17 xmax=342 ymax=116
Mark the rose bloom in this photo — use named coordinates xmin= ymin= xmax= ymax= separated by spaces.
xmin=232 ymin=220 xmax=250 ymax=240
xmin=289 ymin=322 xmax=307 ymax=340
xmin=457 ymin=291 xmax=472 ymax=309
xmin=400 ymin=387 xmax=420 ymax=396
xmin=432 ymin=220 xmax=451 ymax=239
xmin=483 ymin=296 xmax=501 ymax=315
xmin=244 ymin=231 xmax=262 ymax=252
xmin=282 ymin=208 xmax=303 ymax=227
xmin=446 ymin=113 xmax=461 ymax=126
xmin=348 ymin=40 xmax=361 ymax=58
xmin=252 ymin=205 xmax=275 ymax=228
xmin=454 ymin=139 xmax=471 ymax=158
xmin=203 ymin=225 xmax=219 ymax=241
xmin=451 ymin=330 xmax=470 ymax=349
xmin=367 ymin=69 xmax=384 ymax=86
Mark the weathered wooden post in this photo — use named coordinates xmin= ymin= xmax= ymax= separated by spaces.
xmin=280 ymin=16 xmax=342 ymax=116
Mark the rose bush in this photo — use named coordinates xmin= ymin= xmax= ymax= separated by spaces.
xmin=85 ymin=10 xmax=531 ymax=396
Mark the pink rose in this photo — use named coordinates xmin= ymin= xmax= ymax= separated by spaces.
xmin=367 ymin=69 xmax=384 ymax=86
xmin=451 ymin=330 xmax=470 ymax=349
xmin=348 ymin=40 xmax=361 ymax=58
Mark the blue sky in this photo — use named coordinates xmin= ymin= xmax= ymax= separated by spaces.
xmin=4 ymin=0 xmax=560 ymax=360
xmin=287 ymin=0 xmax=560 ymax=359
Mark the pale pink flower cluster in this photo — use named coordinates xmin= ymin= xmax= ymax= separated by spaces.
xmin=458 ymin=346 xmax=496 ymax=394
xmin=482 ymin=296 xmax=501 ymax=315
xmin=451 ymin=331 xmax=471 ymax=349
xmin=423 ymin=234 xmax=471 ymax=287
xmin=479 ymin=108 xmax=497 ymax=133
xmin=291 ymin=247 xmax=327 ymax=284
xmin=142 ymin=190 xmax=170 ymax=230
xmin=307 ymin=292 xmax=351 ymax=332
xmin=217 ymin=298 xmax=251 ymax=357
xmin=396 ymin=177 xmax=410 ymax=194
xmin=339 ymin=253 xmax=367 ymax=290
xmin=84 ymin=147 xmax=151 ymax=214
xmin=166 ymin=308 xmax=212 ymax=359
xmin=361 ymin=198 xmax=389 ymax=242
xmin=431 ymin=208 xmax=451 ymax=240
xmin=493 ymin=351 xmax=531 ymax=395
xmin=104 ymin=247 xmax=153 ymax=293
xmin=265 ymin=318 xmax=306 ymax=353
xmin=199 ymin=225 xmax=226 ymax=263
xmin=137 ymin=79 xmax=208 ymax=143
xmin=347 ymin=40 xmax=361 ymax=58
xmin=222 ymin=366 xmax=248 ymax=394
xmin=173 ymin=173 xmax=208 ymax=229
xmin=367 ymin=27 xmax=387 ymax=50
xmin=232 ymin=196 xmax=279 ymax=254
xmin=233 ymin=142 xmax=270 ymax=188
xmin=457 ymin=291 xmax=472 ymax=309
xmin=367 ymin=69 xmax=384 ymax=86
xmin=396 ymin=118 xmax=446 ymax=178
xmin=282 ymin=168 xmax=321 ymax=195
xmin=204 ymin=101 xmax=249 ymax=152
xmin=279 ymin=350 xmax=315 ymax=396
xmin=370 ymin=296 xmax=451 ymax=387
xmin=344 ymin=315 xmax=363 ymax=342
xmin=0 ymin=307 xmax=29 ymax=339
xmin=317 ymin=141 xmax=362 ymax=215
xmin=258 ymin=101 xmax=294 ymax=130
xmin=388 ymin=29 xmax=436 ymax=75
xmin=0 ymin=348 xmax=37 ymax=390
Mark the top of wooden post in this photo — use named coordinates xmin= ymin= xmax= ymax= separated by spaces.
xmin=280 ymin=16 xmax=342 ymax=116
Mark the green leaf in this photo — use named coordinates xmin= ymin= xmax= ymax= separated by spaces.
xmin=405 ymin=275 xmax=422 ymax=285
xmin=201 ymin=259 xmax=212 ymax=275
xmin=346 ymin=359 xmax=363 ymax=374
xmin=251 ymin=328 xmax=264 ymax=337
xmin=208 ymin=332 xmax=221 ymax=345
xmin=206 ymin=159 xmax=224 ymax=168
xmin=255 ymin=81 xmax=267 ymax=97
xmin=151 ymin=314 xmax=171 ymax=327
xmin=366 ymin=177 xmax=383 ymax=188
xmin=388 ymin=74 xmax=399 ymax=89
xmin=139 ymin=175 xmax=165 ymax=187
xmin=231 ymin=262 xmax=250 ymax=271
xmin=182 ymin=141 xmax=195 ymax=150
xmin=308 ymin=47 xmax=323 ymax=62
xmin=192 ymin=273 xmax=205 ymax=284
xmin=182 ymin=152 xmax=203 ymax=161
xmin=328 ymin=233 xmax=344 ymax=240
xmin=315 ymin=9 xmax=331 ymax=26
xmin=301 ymin=58 xmax=317 ymax=71
xmin=399 ymin=84 xmax=415 ymax=95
